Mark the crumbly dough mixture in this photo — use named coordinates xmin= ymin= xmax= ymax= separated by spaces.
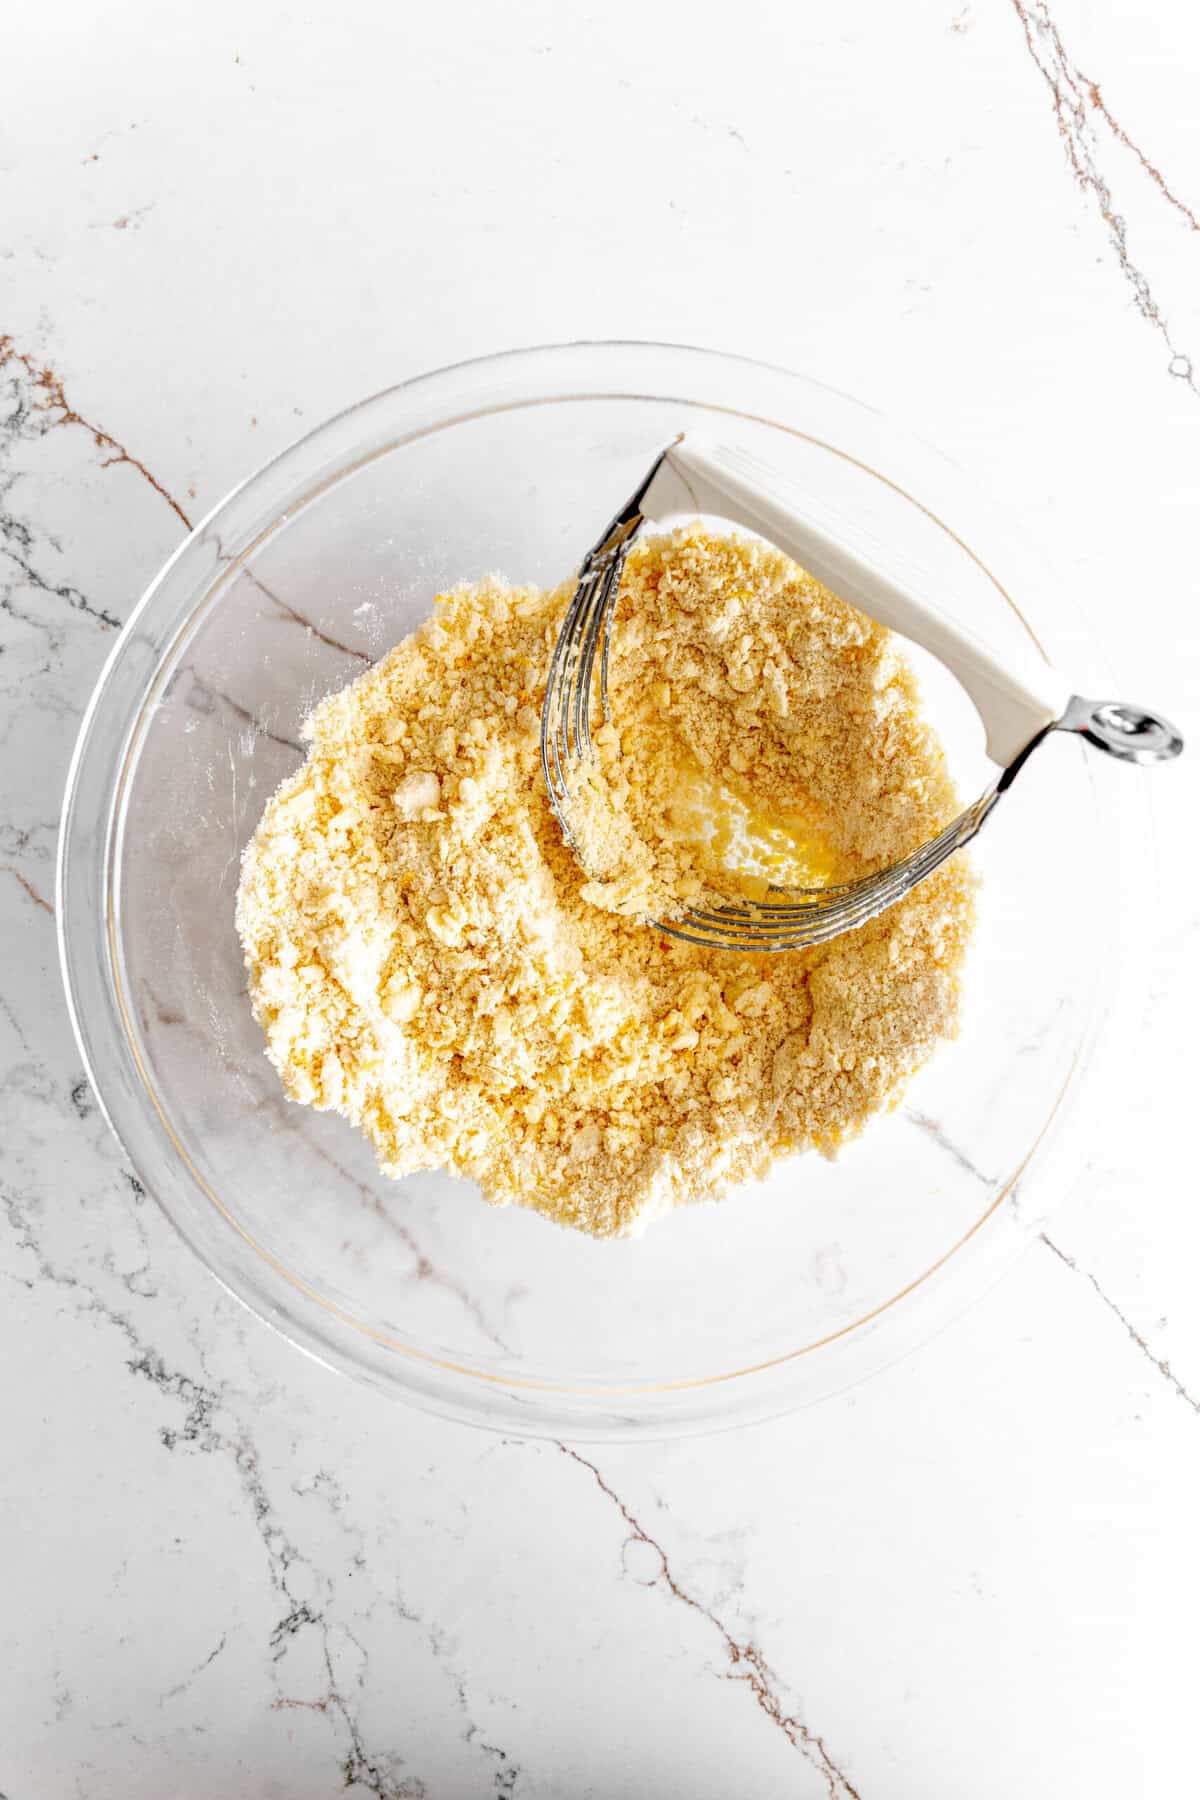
xmin=568 ymin=527 xmax=951 ymax=918
xmin=236 ymin=527 xmax=973 ymax=1239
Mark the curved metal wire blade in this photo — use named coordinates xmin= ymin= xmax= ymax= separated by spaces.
xmin=539 ymin=486 xmax=1001 ymax=953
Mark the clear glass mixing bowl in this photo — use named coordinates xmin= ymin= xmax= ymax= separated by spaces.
xmin=58 ymin=342 xmax=1123 ymax=1436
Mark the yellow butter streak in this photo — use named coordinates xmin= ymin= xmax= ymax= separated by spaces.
xmin=666 ymin=759 xmax=841 ymax=902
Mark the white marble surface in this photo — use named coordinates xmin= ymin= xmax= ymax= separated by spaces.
xmin=3 ymin=1 xmax=1199 ymax=1793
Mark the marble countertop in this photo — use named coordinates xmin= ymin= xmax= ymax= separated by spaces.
xmin=3 ymin=2 xmax=1198 ymax=1794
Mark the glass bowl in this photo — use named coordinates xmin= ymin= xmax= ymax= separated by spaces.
xmin=58 ymin=342 xmax=1122 ymax=1437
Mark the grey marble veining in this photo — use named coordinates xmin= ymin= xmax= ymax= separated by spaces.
xmin=3 ymin=1 xmax=1199 ymax=1793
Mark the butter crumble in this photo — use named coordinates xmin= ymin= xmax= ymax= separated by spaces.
xmin=236 ymin=527 xmax=973 ymax=1238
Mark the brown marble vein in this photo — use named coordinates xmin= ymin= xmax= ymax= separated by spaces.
xmin=904 ymin=1107 xmax=993 ymax=1186
xmin=205 ymin=528 xmax=373 ymax=666
xmin=299 ymin=1127 xmax=516 ymax=1356
xmin=252 ymin=567 xmax=375 ymax=667
xmin=0 ymin=336 xmax=194 ymax=527
xmin=1 ymin=335 xmax=378 ymax=673
xmin=559 ymin=1446 xmax=863 ymax=1800
xmin=1041 ymin=1232 xmax=1200 ymax=1415
xmin=1010 ymin=0 xmax=1199 ymax=394
xmin=0 ymin=864 xmax=54 ymax=915
xmin=181 ymin=668 xmax=306 ymax=756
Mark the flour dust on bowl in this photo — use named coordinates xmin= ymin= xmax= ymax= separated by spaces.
xmin=58 ymin=342 xmax=1127 ymax=1437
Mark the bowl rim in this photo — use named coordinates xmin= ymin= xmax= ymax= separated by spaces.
xmin=56 ymin=337 xmax=1125 ymax=1435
